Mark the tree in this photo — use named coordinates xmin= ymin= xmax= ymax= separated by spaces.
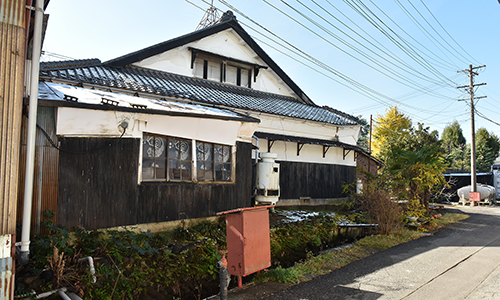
xmin=356 ymin=116 xmax=370 ymax=151
xmin=373 ymin=106 xmax=446 ymax=209
xmin=384 ymin=123 xmax=446 ymax=207
xmin=476 ymin=128 xmax=500 ymax=172
xmin=372 ymin=106 xmax=412 ymax=162
xmin=385 ymin=142 xmax=446 ymax=208
xmin=441 ymin=121 xmax=466 ymax=150
xmin=440 ymin=121 xmax=468 ymax=170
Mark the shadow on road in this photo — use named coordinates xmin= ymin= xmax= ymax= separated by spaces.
xmin=259 ymin=205 xmax=500 ymax=300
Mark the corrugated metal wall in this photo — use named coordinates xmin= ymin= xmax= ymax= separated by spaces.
xmin=17 ymin=107 xmax=59 ymax=234
xmin=0 ymin=0 xmax=26 ymax=235
xmin=1 ymin=1 xmax=28 ymax=298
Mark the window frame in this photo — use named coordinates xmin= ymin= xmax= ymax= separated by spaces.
xmin=196 ymin=141 xmax=233 ymax=182
xmin=141 ymin=133 xmax=234 ymax=184
xmin=193 ymin=53 xmax=252 ymax=88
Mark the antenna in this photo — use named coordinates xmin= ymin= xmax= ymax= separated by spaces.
xmin=196 ymin=0 xmax=220 ymax=30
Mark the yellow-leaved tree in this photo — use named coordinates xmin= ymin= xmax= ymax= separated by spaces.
xmin=371 ymin=106 xmax=412 ymax=162
xmin=372 ymin=106 xmax=446 ymax=209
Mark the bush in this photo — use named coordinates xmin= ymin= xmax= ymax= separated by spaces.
xmin=351 ymin=174 xmax=404 ymax=235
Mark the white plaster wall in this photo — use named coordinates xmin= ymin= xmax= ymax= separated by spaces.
xmin=256 ymin=139 xmax=355 ymax=166
xmin=133 ymin=29 xmax=297 ymax=98
xmin=56 ymin=107 xmax=253 ymax=145
xmin=252 ymin=113 xmax=361 ymax=145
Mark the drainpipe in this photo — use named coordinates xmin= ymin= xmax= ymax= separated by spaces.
xmin=217 ymin=251 xmax=229 ymax=300
xmin=19 ymin=0 xmax=44 ymax=265
xmin=252 ymin=134 xmax=259 ymax=165
xmin=79 ymin=256 xmax=97 ymax=283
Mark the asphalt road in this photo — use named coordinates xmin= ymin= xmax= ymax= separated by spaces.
xmin=261 ymin=205 xmax=500 ymax=300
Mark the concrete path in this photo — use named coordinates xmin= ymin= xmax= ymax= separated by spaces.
xmin=261 ymin=205 xmax=500 ymax=300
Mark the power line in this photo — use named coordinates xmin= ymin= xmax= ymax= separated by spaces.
xmin=417 ymin=0 xmax=480 ymax=65
xmin=265 ymin=0 xmax=457 ymax=97
xmin=219 ymin=0 xmax=457 ymax=117
xmin=327 ymin=0 xmax=456 ymax=72
xmin=393 ymin=0 xmax=469 ymax=66
xmin=345 ymin=0 xmax=457 ymax=85
xmin=298 ymin=0 xmax=449 ymax=87
xmin=190 ymin=0 xmax=473 ymax=128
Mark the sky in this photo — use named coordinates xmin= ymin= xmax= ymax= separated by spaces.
xmin=41 ymin=0 xmax=500 ymax=143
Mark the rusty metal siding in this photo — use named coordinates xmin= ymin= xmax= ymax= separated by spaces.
xmin=1 ymin=0 xmax=25 ymax=26
xmin=0 ymin=0 xmax=26 ymax=236
xmin=17 ymin=107 xmax=59 ymax=234
xmin=0 ymin=256 xmax=13 ymax=299
xmin=56 ymin=138 xmax=252 ymax=230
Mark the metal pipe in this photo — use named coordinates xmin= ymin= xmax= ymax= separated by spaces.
xmin=252 ymin=134 xmax=259 ymax=165
xmin=217 ymin=254 xmax=229 ymax=300
xmin=57 ymin=289 xmax=72 ymax=300
xmin=19 ymin=0 xmax=44 ymax=265
xmin=36 ymin=287 xmax=67 ymax=299
xmin=79 ymin=256 xmax=97 ymax=283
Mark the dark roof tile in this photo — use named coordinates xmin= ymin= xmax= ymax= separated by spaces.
xmin=40 ymin=61 xmax=359 ymax=126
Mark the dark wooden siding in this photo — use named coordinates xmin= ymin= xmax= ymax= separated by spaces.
xmin=278 ymin=160 xmax=356 ymax=200
xmin=57 ymin=137 xmax=140 ymax=229
xmin=138 ymin=141 xmax=252 ymax=222
xmin=57 ymin=139 xmax=252 ymax=229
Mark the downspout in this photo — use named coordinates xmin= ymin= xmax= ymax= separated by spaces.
xmin=253 ymin=134 xmax=259 ymax=165
xmin=19 ymin=0 xmax=44 ymax=265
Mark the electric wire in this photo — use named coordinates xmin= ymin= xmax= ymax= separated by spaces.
xmin=268 ymin=0 xmax=457 ymax=97
xmin=211 ymin=0 xmax=467 ymax=124
xmin=417 ymin=0 xmax=480 ymax=65
xmin=297 ymin=0 xmax=449 ymax=87
xmin=325 ymin=0 xmax=456 ymax=72
xmin=393 ymin=0 xmax=468 ymax=66
xmin=190 ymin=0 xmax=479 ymax=131
xmin=218 ymin=0 xmax=458 ymax=117
xmin=345 ymin=0 xmax=457 ymax=86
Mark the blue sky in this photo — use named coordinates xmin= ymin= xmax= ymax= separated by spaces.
xmin=41 ymin=0 xmax=500 ymax=143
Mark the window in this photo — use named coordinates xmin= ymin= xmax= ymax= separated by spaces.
xmin=196 ymin=141 xmax=232 ymax=181
xmin=193 ymin=53 xmax=252 ymax=88
xmin=142 ymin=134 xmax=191 ymax=181
xmin=142 ymin=133 xmax=232 ymax=182
xmin=167 ymin=138 xmax=192 ymax=181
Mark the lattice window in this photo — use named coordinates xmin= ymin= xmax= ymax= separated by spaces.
xmin=196 ymin=141 xmax=232 ymax=182
xmin=142 ymin=135 xmax=167 ymax=180
xmin=142 ymin=133 xmax=232 ymax=182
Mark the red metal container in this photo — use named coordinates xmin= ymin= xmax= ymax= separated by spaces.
xmin=217 ymin=205 xmax=273 ymax=287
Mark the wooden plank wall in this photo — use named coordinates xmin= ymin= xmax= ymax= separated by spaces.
xmin=278 ymin=160 xmax=356 ymax=200
xmin=57 ymin=139 xmax=252 ymax=230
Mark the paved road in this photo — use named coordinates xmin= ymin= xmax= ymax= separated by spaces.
xmin=262 ymin=205 xmax=500 ymax=300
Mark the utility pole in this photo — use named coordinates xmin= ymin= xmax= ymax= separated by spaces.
xmin=196 ymin=0 xmax=220 ymax=30
xmin=457 ymin=65 xmax=486 ymax=195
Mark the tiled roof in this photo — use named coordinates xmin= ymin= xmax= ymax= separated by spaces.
xmin=40 ymin=60 xmax=360 ymax=126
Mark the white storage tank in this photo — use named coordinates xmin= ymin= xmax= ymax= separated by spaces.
xmin=255 ymin=152 xmax=280 ymax=205
xmin=457 ymin=184 xmax=496 ymax=205
xmin=492 ymin=153 xmax=500 ymax=199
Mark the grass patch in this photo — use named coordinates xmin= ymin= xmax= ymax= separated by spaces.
xmin=255 ymin=211 xmax=468 ymax=284
xmin=424 ymin=212 xmax=469 ymax=231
